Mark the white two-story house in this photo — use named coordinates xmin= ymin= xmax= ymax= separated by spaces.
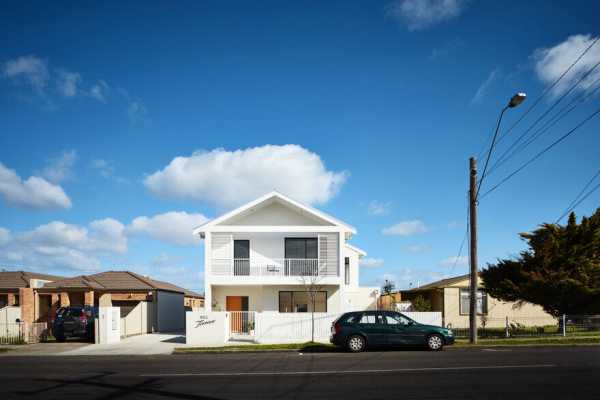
xmin=194 ymin=192 xmax=378 ymax=321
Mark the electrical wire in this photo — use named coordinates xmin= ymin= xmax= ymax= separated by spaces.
xmin=556 ymin=167 xmax=600 ymax=223
xmin=480 ymin=107 xmax=600 ymax=200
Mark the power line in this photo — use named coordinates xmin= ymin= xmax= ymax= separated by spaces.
xmin=475 ymin=36 xmax=600 ymax=163
xmin=476 ymin=106 xmax=508 ymax=199
xmin=488 ymin=77 xmax=600 ymax=175
xmin=450 ymin=193 xmax=470 ymax=275
xmin=487 ymin=59 xmax=600 ymax=176
xmin=480 ymin=107 xmax=600 ymax=200
xmin=556 ymin=167 xmax=600 ymax=223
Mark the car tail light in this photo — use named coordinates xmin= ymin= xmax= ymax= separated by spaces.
xmin=334 ymin=322 xmax=342 ymax=334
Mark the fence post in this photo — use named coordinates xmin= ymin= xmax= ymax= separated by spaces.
xmin=562 ymin=314 xmax=566 ymax=337
xmin=505 ymin=316 xmax=509 ymax=338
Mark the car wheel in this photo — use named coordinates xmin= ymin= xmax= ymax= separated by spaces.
xmin=427 ymin=334 xmax=444 ymax=351
xmin=347 ymin=335 xmax=366 ymax=352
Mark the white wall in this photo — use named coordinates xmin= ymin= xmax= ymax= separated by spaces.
xmin=157 ymin=291 xmax=185 ymax=332
xmin=341 ymin=287 xmax=378 ymax=312
xmin=225 ymin=201 xmax=332 ymax=226
xmin=119 ymin=301 xmax=153 ymax=337
xmin=0 ymin=306 xmax=21 ymax=324
xmin=404 ymin=312 xmax=443 ymax=327
xmin=343 ymin=246 xmax=360 ymax=288
xmin=255 ymin=312 xmax=338 ymax=344
xmin=186 ymin=311 xmax=229 ymax=346
xmin=98 ymin=307 xmax=120 ymax=344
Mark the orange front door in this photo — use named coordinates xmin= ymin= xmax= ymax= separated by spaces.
xmin=226 ymin=296 xmax=247 ymax=333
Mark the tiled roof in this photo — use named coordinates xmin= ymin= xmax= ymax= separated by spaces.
xmin=0 ymin=271 xmax=64 ymax=289
xmin=42 ymin=270 xmax=202 ymax=297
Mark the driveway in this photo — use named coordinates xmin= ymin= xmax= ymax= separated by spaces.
xmin=60 ymin=333 xmax=186 ymax=356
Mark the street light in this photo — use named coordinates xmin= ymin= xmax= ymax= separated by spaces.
xmin=468 ymin=91 xmax=526 ymax=344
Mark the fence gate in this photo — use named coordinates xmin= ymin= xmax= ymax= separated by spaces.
xmin=229 ymin=311 xmax=255 ymax=340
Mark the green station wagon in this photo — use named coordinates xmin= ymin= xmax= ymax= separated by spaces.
xmin=330 ymin=311 xmax=454 ymax=352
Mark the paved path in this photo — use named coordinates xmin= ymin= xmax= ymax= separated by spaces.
xmin=60 ymin=332 xmax=186 ymax=355
xmin=1 ymin=345 xmax=599 ymax=399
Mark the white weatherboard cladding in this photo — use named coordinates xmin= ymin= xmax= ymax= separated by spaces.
xmin=224 ymin=201 xmax=333 ymax=226
xmin=318 ymin=233 xmax=338 ymax=276
xmin=211 ymin=233 xmax=233 ymax=274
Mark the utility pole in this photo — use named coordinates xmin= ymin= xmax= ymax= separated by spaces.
xmin=469 ymin=157 xmax=478 ymax=344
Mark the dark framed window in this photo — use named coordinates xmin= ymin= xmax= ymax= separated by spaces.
xmin=459 ymin=289 xmax=488 ymax=315
xmin=284 ymin=238 xmax=318 ymax=259
xmin=279 ymin=291 xmax=327 ymax=313
xmin=233 ymin=240 xmax=250 ymax=276
xmin=344 ymin=257 xmax=350 ymax=285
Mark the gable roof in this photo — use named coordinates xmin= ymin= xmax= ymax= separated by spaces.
xmin=408 ymin=273 xmax=472 ymax=291
xmin=193 ymin=191 xmax=356 ymax=236
xmin=345 ymin=243 xmax=367 ymax=257
xmin=0 ymin=271 xmax=64 ymax=290
xmin=42 ymin=270 xmax=203 ymax=297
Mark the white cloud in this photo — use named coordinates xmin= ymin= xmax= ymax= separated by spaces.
xmin=1 ymin=55 xmax=49 ymax=91
xmin=404 ymin=244 xmax=430 ymax=253
xmin=439 ymin=255 xmax=468 ymax=267
xmin=128 ymin=211 xmax=209 ymax=246
xmin=144 ymin=145 xmax=348 ymax=209
xmin=56 ymin=69 xmax=82 ymax=97
xmin=0 ymin=227 xmax=11 ymax=246
xmin=40 ymin=150 xmax=77 ymax=183
xmin=0 ymin=219 xmax=127 ymax=272
xmin=382 ymin=220 xmax=428 ymax=236
xmin=386 ymin=0 xmax=469 ymax=31
xmin=359 ymin=257 xmax=384 ymax=268
xmin=151 ymin=253 xmax=187 ymax=275
xmin=471 ymin=69 xmax=500 ymax=105
xmin=128 ymin=101 xmax=148 ymax=124
xmin=89 ymin=80 xmax=109 ymax=102
xmin=368 ymin=200 xmax=392 ymax=216
xmin=533 ymin=34 xmax=600 ymax=98
xmin=90 ymin=158 xmax=115 ymax=178
xmin=0 ymin=162 xmax=71 ymax=209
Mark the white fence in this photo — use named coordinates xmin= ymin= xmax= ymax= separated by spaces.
xmin=254 ymin=312 xmax=338 ymax=344
xmin=0 ymin=322 xmax=47 ymax=344
xmin=0 ymin=306 xmax=21 ymax=325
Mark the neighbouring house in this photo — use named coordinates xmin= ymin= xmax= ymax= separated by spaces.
xmin=41 ymin=271 xmax=203 ymax=334
xmin=194 ymin=191 xmax=379 ymax=319
xmin=1 ymin=269 xmax=203 ymax=337
xmin=0 ymin=271 xmax=65 ymax=325
xmin=387 ymin=273 xmax=555 ymax=329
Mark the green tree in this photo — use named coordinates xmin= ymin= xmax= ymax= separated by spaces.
xmin=382 ymin=279 xmax=395 ymax=295
xmin=481 ymin=208 xmax=600 ymax=316
xmin=411 ymin=295 xmax=432 ymax=312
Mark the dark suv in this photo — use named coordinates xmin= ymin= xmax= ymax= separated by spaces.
xmin=52 ymin=306 xmax=97 ymax=342
xmin=330 ymin=311 xmax=454 ymax=352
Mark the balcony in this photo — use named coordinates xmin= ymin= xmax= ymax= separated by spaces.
xmin=211 ymin=258 xmax=337 ymax=277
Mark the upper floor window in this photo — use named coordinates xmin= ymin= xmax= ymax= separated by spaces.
xmin=345 ymin=257 xmax=350 ymax=285
xmin=285 ymin=238 xmax=317 ymax=259
xmin=459 ymin=289 xmax=488 ymax=315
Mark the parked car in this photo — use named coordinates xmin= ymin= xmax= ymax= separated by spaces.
xmin=330 ymin=310 xmax=454 ymax=352
xmin=52 ymin=306 xmax=97 ymax=342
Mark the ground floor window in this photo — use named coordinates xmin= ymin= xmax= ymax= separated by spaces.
xmin=459 ymin=289 xmax=488 ymax=315
xmin=279 ymin=291 xmax=327 ymax=313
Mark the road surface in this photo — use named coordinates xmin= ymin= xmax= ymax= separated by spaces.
xmin=1 ymin=345 xmax=599 ymax=399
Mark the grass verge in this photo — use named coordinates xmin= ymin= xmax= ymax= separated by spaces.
xmin=454 ymin=336 xmax=600 ymax=347
xmin=175 ymin=342 xmax=338 ymax=354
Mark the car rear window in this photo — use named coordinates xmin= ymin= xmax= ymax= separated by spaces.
xmin=339 ymin=313 xmax=360 ymax=324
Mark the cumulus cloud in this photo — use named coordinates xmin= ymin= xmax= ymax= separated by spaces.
xmin=39 ymin=150 xmax=77 ymax=183
xmin=0 ymin=219 xmax=127 ymax=272
xmin=439 ymin=255 xmax=468 ymax=267
xmin=404 ymin=244 xmax=431 ymax=253
xmin=359 ymin=257 xmax=384 ymax=268
xmin=386 ymin=0 xmax=469 ymax=31
xmin=1 ymin=55 xmax=49 ymax=91
xmin=368 ymin=200 xmax=392 ymax=216
xmin=128 ymin=211 xmax=209 ymax=246
xmin=382 ymin=220 xmax=428 ymax=236
xmin=0 ymin=162 xmax=71 ymax=209
xmin=471 ymin=69 xmax=500 ymax=105
xmin=533 ymin=34 xmax=600 ymax=98
xmin=144 ymin=145 xmax=348 ymax=209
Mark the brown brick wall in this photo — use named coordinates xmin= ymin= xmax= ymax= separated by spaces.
xmin=19 ymin=288 xmax=35 ymax=324
xmin=84 ymin=290 xmax=94 ymax=306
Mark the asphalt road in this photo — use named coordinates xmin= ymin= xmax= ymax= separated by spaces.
xmin=1 ymin=346 xmax=599 ymax=399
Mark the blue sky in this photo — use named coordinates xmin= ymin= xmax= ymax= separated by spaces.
xmin=1 ymin=1 xmax=599 ymax=293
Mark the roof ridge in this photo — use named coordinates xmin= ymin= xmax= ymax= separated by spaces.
xmin=125 ymin=270 xmax=156 ymax=289
xmin=84 ymin=274 xmax=107 ymax=289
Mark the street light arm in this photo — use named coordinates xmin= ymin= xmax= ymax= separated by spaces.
xmin=476 ymin=105 xmax=509 ymax=200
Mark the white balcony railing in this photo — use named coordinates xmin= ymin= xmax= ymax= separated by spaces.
xmin=211 ymin=258 xmax=337 ymax=277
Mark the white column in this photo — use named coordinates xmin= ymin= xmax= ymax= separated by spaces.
xmin=204 ymin=232 xmax=212 ymax=311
